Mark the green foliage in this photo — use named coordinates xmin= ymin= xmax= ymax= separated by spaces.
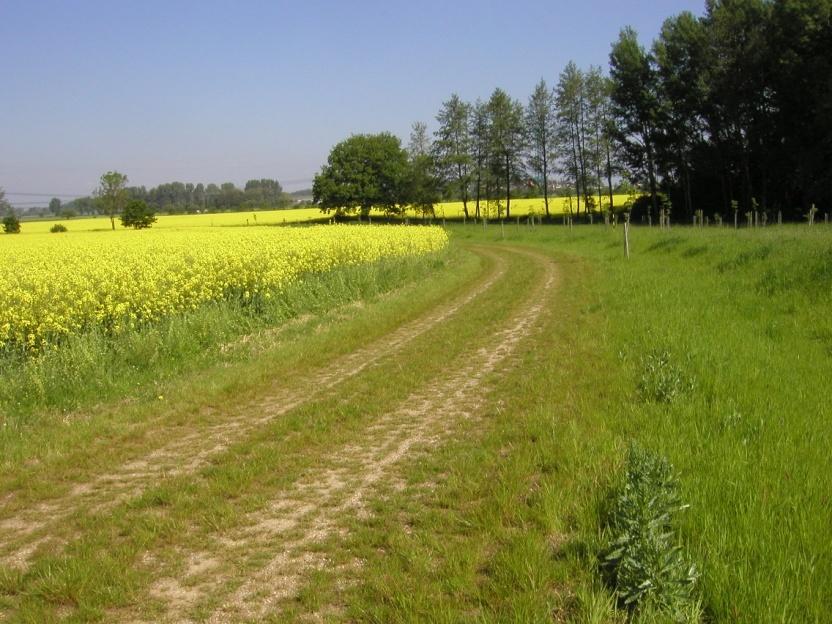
xmin=434 ymin=94 xmax=473 ymax=213
xmin=95 ymin=170 xmax=129 ymax=230
xmin=49 ymin=223 xmax=68 ymax=233
xmin=313 ymin=133 xmax=410 ymax=216
xmin=486 ymin=88 xmax=525 ymax=217
xmin=120 ymin=199 xmax=157 ymax=229
xmin=627 ymin=193 xmax=671 ymax=220
xmin=2 ymin=213 xmax=21 ymax=234
xmin=601 ymin=444 xmax=700 ymax=620
xmin=525 ymin=79 xmax=556 ymax=216
xmin=64 ymin=179 xmax=292 ymax=217
xmin=609 ymin=27 xmax=660 ymax=210
xmin=638 ymin=349 xmax=693 ymax=404
xmin=0 ymin=187 xmax=9 ymax=214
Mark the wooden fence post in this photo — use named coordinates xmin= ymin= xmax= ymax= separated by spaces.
xmin=624 ymin=213 xmax=631 ymax=259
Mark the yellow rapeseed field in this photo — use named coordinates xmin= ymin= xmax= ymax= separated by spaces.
xmin=432 ymin=195 xmax=632 ymax=219
xmin=20 ymin=207 xmax=328 ymax=234
xmin=0 ymin=225 xmax=448 ymax=351
xmin=19 ymin=196 xmax=632 ymax=234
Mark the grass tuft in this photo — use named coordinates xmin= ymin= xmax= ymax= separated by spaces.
xmin=638 ymin=350 xmax=694 ymax=404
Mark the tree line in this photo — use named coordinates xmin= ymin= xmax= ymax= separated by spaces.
xmin=314 ymin=70 xmax=618 ymax=221
xmin=611 ymin=0 xmax=832 ymax=221
xmin=41 ymin=178 xmax=292 ymax=218
xmin=316 ymin=0 xmax=832 ymax=222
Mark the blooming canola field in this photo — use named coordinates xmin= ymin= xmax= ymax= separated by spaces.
xmin=19 ymin=195 xmax=633 ymax=235
xmin=0 ymin=225 xmax=448 ymax=351
xmin=432 ymin=195 xmax=632 ymax=218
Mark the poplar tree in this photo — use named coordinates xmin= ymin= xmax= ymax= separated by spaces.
xmin=525 ymin=79 xmax=556 ymax=218
xmin=470 ymin=99 xmax=490 ymax=219
xmin=434 ymin=94 xmax=473 ymax=218
xmin=556 ymin=63 xmax=588 ymax=215
xmin=584 ymin=66 xmax=616 ymax=215
xmin=486 ymin=88 xmax=525 ymax=219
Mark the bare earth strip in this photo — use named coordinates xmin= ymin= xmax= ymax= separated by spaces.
xmin=0 ymin=249 xmax=508 ymax=570
xmin=142 ymin=247 xmax=558 ymax=623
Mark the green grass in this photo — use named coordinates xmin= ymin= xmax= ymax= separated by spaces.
xmin=0 ymin=243 xmax=531 ymax=621
xmin=436 ymin=223 xmax=831 ymax=622
xmin=2 ymin=222 xmax=830 ymax=622
xmin=0 ymin=249 xmax=462 ymax=487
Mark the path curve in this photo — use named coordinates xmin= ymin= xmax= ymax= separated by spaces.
xmin=142 ymin=245 xmax=559 ymax=622
xmin=0 ymin=247 xmax=508 ymax=570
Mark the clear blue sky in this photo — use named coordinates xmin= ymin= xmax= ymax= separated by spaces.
xmin=1 ymin=0 xmax=704 ymax=205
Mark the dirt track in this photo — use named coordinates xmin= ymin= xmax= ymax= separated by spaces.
xmin=0 ymin=244 xmax=558 ymax=622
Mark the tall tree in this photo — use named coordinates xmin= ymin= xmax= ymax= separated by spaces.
xmin=525 ymin=79 xmax=556 ymax=218
xmin=768 ymin=0 xmax=832 ymax=215
xmin=408 ymin=122 xmax=441 ymax=219
xmin=96 ymin=171 xmax=129 ymax=230
xmin=556 ymin=62 xmax=589 ymax=215
xmin=653 ymin=11 xmax=708 ymax=220
xmin=584 ymin=67 xmax=617 ymax=215
xmin=434 ymin=94 xmax=473 ymax=218
xmin=470 ymin=99 xmax=490 ymax=219
xmin=609 ymin=28 xmax=662 ymax=221
xmin=486 ymin=88 xmax=525 ymax=219
xmin=408 ymin=121 xmax=430 ymax=158
xmin=48 ymin=197 xmax=62 ymax=215
xmin=0 ymin=188 xmax=10 ymax=214
xmin=704 ymin=0 xmax=775 ymax=214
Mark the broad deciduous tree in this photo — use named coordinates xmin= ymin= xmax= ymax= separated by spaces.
xmin=313 ymin=133 xmax=410 ymax=217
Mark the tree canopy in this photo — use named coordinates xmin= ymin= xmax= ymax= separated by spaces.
xmin=313 ymin=133 xmax=411 ymax=217
xmin=312 ymin=1 xmax=832 ymax=223
xmin=96 ymin=171 xmax=129 ymax=231
xmin=120 ymin=199 xmax=157 ymax=229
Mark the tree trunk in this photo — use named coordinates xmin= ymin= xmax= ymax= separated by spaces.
xmin=646 ymin=138 xmax=658 ymax=222
xmin=542 ymin=142 xmax=550 ymax=218
xmin=577 ymin=95 xmax=590 ymax=214
xmin=606 ymin=138 xmax=614 ymax=214
xmin=505 ymin=154 xmax=511 ymax=219
xmin=569 ymin=113 xmax=581 ymax=215
xmin=458 ymin=162 xmax=469 ymax=219
xmin=595 ymin=130 xmax=604 ymax=217
xmin=475 ymin=167 xmax=481 ymax=219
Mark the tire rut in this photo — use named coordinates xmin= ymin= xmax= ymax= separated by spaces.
xmin=0 ymin=249 xmax=508 ymax=570
xmin=141 ymin=246 xmax=558 ymax=623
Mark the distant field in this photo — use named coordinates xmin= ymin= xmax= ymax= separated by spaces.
xmin=16 ymin=195 xmax=632 ymax=234
xmin=18 ymin=207 xmax=327 ymax=234
xmin=433 ymin=194 xmax=631 ymax=218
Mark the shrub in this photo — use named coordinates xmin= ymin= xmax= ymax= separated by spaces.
xmin=2 ymin=213 xmax=21 ymax=234
xmin=120 ymin=199 xmax=157 ymax=229
xmin=601 ymin=444 xmax=700 ymax=620
xmin=638 ymin=349 xmax=693 ymax=403
xmin=50 ymin=223 xmax=68 ymax=233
